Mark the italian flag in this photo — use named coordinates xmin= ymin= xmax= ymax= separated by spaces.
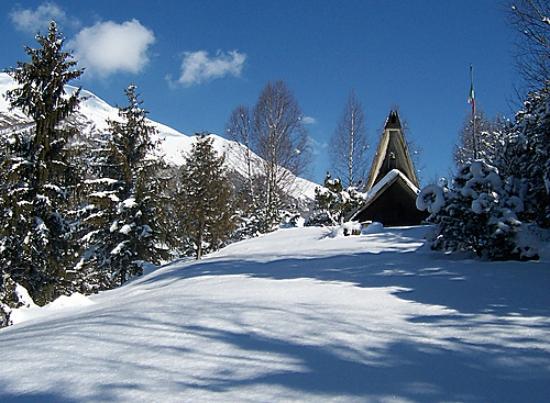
xmin=468 ymin=65 xmax=476 ymax=114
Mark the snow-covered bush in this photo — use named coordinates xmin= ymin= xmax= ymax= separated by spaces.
xmin=0 ymin=274 xmax=35 ymax=328
xmin=418 ymin=85 xmax=550 ymax=261
xmin=342 ymin=221 xmax=362 ymax=236
xmin=0 ymin=304 xmax=11 ymax=328
xmin=279 ymin=210 xmax=305 ymax=228
xmin=417 ymin=160 xmax=537 ymax=260
xmin=231 ymin=209 xmax=262 ymax=240
xmin=328 ymin=221 xmax=362 ymax=237
xmin=307 ymin=173 xmax=364 ymax=226
xmin=0 ymin=274 xmax=16 ymax=328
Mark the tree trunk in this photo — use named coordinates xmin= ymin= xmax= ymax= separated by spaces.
xmin=196 ymin=223 xmax=203 ymax=260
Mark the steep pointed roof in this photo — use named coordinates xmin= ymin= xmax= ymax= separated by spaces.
xmin=350 ymin=168 xmax=420 ymax=222
xmin=384 ymin=110 xmax=402 ymax=129
xmin=365 ymin=110 xmax=419 ymax=191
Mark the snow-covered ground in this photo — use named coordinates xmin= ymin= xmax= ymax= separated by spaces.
xmin=1 ymin=225 xmax=549 ymax=402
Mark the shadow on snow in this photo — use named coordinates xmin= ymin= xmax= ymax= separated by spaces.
xmin=1 ymin=227 xmax=549 ymax=402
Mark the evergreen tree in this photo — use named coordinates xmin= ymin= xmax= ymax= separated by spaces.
xmin=76 ymin=139 xmax=121 ymax=292
xmin=0 ymin=21 xmax=83 ymax=305
xmin=422 ymin=84 xmax=549 ymax=261
xmin=497 ymin=85 xmax=550 ymax=227
xmin=230 ymin=178 xmax=264 ymax=240
xmin=176 ymin=134 xmax=236 ymax=259
xmin=80 ymin=85 xmax=169 ymax=287
xmin=307 ymin=172 xmax=364 ymax=226
xmin=417 ymin=160 xmax=536 ymax=260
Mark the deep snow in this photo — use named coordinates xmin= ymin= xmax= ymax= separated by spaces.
xmin=1 ymin=225 xmax=549 ymax=402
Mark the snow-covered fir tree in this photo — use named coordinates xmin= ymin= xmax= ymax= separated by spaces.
xmin=497 ymin=85 xmax=550 ymax=227
xmin=230 ymin=178 xmax=264 ymax=240
xmin=176 ymin=134 xmax=236 ymax=259
xmin=79 ymin=85 xmax=170 ymax=287
xmin=307 ymin=172 xmax=364 ymax=226
xmin=419 ymin=82 xmax=550 ymax=261
xmin=417 ymin=160 xmax=536 ymax=260
xmin=0 ymin=21 xmax=83 ymax=305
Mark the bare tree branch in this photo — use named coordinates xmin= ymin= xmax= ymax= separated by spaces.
xmin=329 ymin=90 xmax=369 ymax=188
xmin=510 ymin=0 xmax=550 ymax=88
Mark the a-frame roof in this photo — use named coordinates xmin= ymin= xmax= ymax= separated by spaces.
xmin=350 ymin=169 xmax=420 ymax=221
xmin=365 ymin=110 xmax=419 ymax=191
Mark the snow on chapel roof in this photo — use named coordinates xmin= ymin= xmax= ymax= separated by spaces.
xmin=366 ymin=168 xmax=419 ymax=201
xmin=350 ymin=168 xmax=420 ymax=221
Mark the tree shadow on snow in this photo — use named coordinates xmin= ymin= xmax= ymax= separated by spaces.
xmin=1 ymin=299 xmax=549 ymax=402
xmin=2 ymin=227 xmax=550 ymax=402
xmin=139 ymin=234 xmax=550 ymax=319
xmin=0 ymin=391 xmax=78 ymax=403
xmin=7 ymin=311 xmax=549 ymax=402
xmin=177 ymin=324 xmax=550 ymax=402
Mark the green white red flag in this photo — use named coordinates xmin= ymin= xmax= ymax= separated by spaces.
xmin=468 ymin=65 xmax=476 ymax=115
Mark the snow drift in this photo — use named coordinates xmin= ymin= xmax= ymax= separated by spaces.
xmin=1 ymin=226 xmax=549 ymax=402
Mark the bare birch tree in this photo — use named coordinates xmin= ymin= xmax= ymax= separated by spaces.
xmin=329 ymin=90 xmax=369 ymax=188
xmin=253 ymin=81 xmax=309 ymax=230
xmin=510 ymin=0 xmax=550 ymax=88
xmin=225 ymin=105 xmax=255 ymax=199
xmin=454 ymin=109 xmax=506 ymax=168
xmin=224 ymin=81 xmax=310 ymax=232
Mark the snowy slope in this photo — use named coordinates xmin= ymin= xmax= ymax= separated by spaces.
xmin=1 ymin=226 xmax=549 ymax=402
xmin=0 ymin=73 xmax=318 ymax=201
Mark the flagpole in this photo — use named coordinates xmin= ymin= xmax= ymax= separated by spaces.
xmin=469 ymin=65 xmax=477 ymax=160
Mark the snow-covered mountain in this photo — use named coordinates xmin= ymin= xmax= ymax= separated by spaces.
xmin=0 ymin=73 xmax=318 ymax=201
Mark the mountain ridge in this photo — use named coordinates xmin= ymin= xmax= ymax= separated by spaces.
xmin=0 ymin=72 xmax=317 ymax=201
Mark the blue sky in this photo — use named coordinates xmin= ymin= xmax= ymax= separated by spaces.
xmin=1 ymin=1 xmax=518 ymax=184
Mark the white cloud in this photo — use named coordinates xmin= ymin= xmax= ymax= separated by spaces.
xmin=302 ymin=116 xmax=317 ymax=125
xmin=307 ymin=136 xmax=327 ymax=156
xmin=176 ymin=50 xmax=246 ymax=86
xmin=10 ymin=2 xmax=69 ymax=33
xmin=69 ymin=20 xmax=155 ymax=77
